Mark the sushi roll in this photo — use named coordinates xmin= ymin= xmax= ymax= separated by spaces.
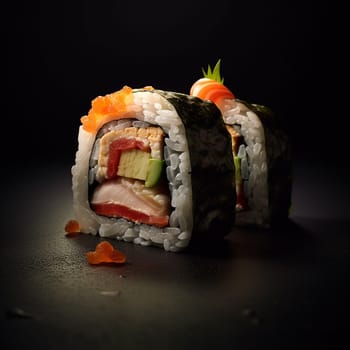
xmin=190 ymin=60 xmax=292 ymax=228
xmin=71 ymin=85 xmax=236 ymax=252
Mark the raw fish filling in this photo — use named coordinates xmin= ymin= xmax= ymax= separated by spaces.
xmin=88 ymin=120 xmax=171 ymax=227
xmin=226 ymin=125 xmax=249 ymax=211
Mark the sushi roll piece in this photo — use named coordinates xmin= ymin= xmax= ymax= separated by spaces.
xmin=190 ymin=60 xmax=292 ymax=228
xmin=71 ymin=85 xmax=236 ymax=252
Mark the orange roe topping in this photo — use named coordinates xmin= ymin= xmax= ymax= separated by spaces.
xmin=81 ymin=85 xmax=135 ymax=134
xmin=64 ymin=219 xmax=81 ymax=237
xmin=86 ymin=241 xmax=127 ymax=265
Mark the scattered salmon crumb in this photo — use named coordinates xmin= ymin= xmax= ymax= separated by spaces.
xmin=64 ymin=219 xmax=81 ymax=237
xmin=86 ymin=241 xmax=127 ymax=265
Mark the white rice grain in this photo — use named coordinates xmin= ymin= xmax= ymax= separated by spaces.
xmin=72 ymin=90 xmax=194 ymax=251
xmin=221 ymin=101 xmax=269 ymax=226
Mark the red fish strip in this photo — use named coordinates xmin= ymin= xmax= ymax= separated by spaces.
xmin=91 ymin=203 xmax=169 ymax=228
xmin=107 ymin=138 xmax=150 ymax=179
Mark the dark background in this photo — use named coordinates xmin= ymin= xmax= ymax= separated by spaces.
xmin=5 ymin=0 xmax=342 ymax=167
xmin=3 ymin=2 xmax=350 ymax=349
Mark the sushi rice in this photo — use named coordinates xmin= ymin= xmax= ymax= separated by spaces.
xmin=71 ymin=87 xmax=235 ymax=252
xmin=220 ymin=98 xmax=292 ymax=227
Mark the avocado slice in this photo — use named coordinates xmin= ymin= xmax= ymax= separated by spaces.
xmin=117 ymin=149 xmax=150 ymax=180
xmin=145 ymin=159 xmax=164 ymax=187
xmin=234 ymin=156 xmax=241 ymax=184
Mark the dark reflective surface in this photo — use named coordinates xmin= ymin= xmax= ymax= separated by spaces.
xmin=1 ymin=160 xmax=349 ymax=349
xmin=4 ymin=1 xmax=346 ymax=347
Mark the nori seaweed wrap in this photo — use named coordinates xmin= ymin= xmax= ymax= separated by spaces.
xmin=190 ymin=60 xmax=292 ymax=228
xmin=71 ymin=86 xmax=236 ymax=252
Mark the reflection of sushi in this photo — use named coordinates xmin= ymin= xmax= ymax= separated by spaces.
xmin=190 ymin=60 xmax=292 ymax=228
xmin=71 ymin=85 xmax=236 ymax=252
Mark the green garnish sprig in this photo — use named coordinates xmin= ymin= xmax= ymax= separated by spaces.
xmin=202 ymin=58 xmax=224 ymax=84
